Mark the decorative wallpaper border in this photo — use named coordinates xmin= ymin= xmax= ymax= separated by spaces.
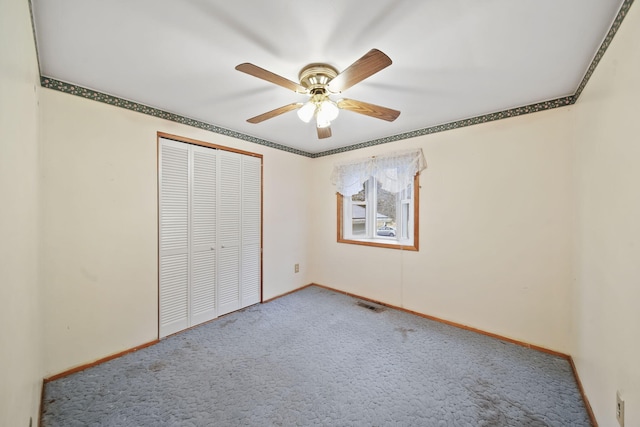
xmin=574 ymin=0 xmax=634 ymax=100
xmin=310 ymin=96 xmax=575 ymax=158
xmin=39 ymin=0 xmax=634 ymax=159
xmin=40 ymin=77 xmax=314 ymax=158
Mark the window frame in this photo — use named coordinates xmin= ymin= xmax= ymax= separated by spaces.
xmin=337 ymin=174 xmax=420 ymax=251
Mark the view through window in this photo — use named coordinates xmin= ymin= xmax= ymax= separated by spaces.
xmin=340 ymin=174 xmax=418 ymax=251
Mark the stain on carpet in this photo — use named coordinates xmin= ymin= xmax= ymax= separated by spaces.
xmin=148 ymin=361 xmax=166 ymax=372
xmin=466 ymin=378 xmax=550 ymax=426
xmin=220 ymin=318 xmax=237 ymax=327
xmin=395 ymin=327 xmax=416 ymax=342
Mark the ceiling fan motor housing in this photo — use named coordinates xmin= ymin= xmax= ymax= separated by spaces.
xmin=299 ymin=64 xmax=339 ymax=94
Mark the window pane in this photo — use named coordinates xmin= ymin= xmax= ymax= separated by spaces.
xmin=351 ymin=203 xmax=366 ymax=235
xmin=401 ymin=202 xmax=410 ymax=239
xmin=349 ymin=185 xmax=367 ymax=236
xmin=376 ymin=181 xmax=397 ymax=237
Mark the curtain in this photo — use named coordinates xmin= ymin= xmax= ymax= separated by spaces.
xmin=330 ymin=148 xmax=427 ymax=196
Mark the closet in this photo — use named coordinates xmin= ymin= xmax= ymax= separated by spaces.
xmin=158 ymin=136 xmax=261 ymax=338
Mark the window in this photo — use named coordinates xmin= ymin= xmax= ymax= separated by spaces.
xmin=332 ymin=149 xmax=426 ymax=251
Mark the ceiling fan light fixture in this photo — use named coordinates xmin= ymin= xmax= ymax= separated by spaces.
xmin=315 ymin=99 xmax=339 ymax=128
xmin=319 ymin=99 xmax=339 ymax=122
xmin=297 ymin=101 xmax=316 ymax=123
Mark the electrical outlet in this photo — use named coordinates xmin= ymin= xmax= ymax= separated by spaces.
xmin=294 ymin=263 xmax=299 ymax=273
xmin=616 ymin=391 xmax=625 ymax=427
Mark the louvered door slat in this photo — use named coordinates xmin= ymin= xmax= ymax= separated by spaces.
xmin=160 ymin=144 xmax=189 ymax=254
xmin=241 ymin=244 xmax=261 ymax=307
xmin=191 ymin=250 xmax=216 ymax=325
xmin=192 ymin=147 xmax=216 ymax=248
xmin=242 ymin=156 xmax=261 ymax=245
xmin=190 ymin=146 xmax=217 ymax=326
xmin=218 ymin=246 xmax=240 ymax=315
xmin=241 ymin=155 xmax=261 ymax=307
xmin=218 ymin=151 xmax=241 ymax=247
xmin=159 ymin=139 xmax=190 ymax=337
xmin=217 ymin=151 xmax=242 ymax=315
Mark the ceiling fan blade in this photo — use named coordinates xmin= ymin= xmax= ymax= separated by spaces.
xmin=236 ymin=63 xmax=307 ymax=93
xmin=337 ymin=98 xmax=400 ymax=122
xmin=317 ymin=126 xmax=332 ymax=139
xmin=247 ymin=103 xmax=302 ymax=124
xmin=327 ymin=49 xmax=392 ymax=93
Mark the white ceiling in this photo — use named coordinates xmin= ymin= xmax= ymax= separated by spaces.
xmin=32 ymin=0 xmax=626 ymax=155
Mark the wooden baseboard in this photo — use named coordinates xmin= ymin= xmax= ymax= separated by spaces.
xmin=262 ymin=284 xmax=314 ymax=303
xmin=310 ymin=282 xmax=570 ymax=357
xmin=44 ymin=339 xmax=159 ymax=383
xmin=569 ymin=357 xmax=598 ymax=427
xmin=38 ymin=378 xmax=45 ymax=427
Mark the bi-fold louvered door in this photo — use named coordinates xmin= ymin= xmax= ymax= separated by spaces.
xmin=159 ymin=138 xmax=261 ymax=338
xmin=190 ymin=145 xmax=217 ymax=326
xmin=240 ymin=155 xmax=261 ymax=308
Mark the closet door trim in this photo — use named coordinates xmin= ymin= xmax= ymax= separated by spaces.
xmin=158 ymin=132 xmax=262 ymax=159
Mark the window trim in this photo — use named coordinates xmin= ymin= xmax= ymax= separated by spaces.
xmin=337 ymin=174 xmax=420 ymax=251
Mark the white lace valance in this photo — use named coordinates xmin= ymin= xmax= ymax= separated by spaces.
xmin=330 ymin=148 xmax=427 ymax=196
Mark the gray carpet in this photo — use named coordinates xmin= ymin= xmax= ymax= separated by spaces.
xmin=42 ymin=285 xmax=591 ymax=426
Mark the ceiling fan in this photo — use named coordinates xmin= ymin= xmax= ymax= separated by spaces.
xmin=235 ymin=49 xmax=400 ymax=139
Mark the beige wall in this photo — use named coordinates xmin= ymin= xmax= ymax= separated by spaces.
xmin=0 ymin=0 xmax=43 ymax=426
xmin=39 ymin=89 xmax=312 ymax=376
xmin=5 ymin=1 xmax=639 ymax=425
xmin=571 ymin=3 xmax=640 ymax=426
xmin=309 ymin=108 xmax=575 ymax=353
